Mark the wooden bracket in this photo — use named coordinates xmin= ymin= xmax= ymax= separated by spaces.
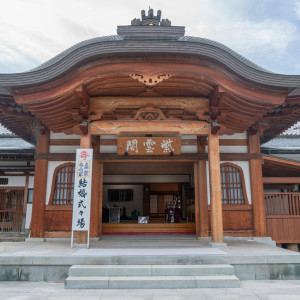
xmin=75 ymin=85 xmax=90 ymax=120
xmin=211 ymin=121 xmax=221 ymax=134
xmin=79 ymin=121 xmax=89 ymax=135
xmin=208 ymin=85 xmax=225 ymax=121
xmin=248 ymin=125 xmax=258 ymax=135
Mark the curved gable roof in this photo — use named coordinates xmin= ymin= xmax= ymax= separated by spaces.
xmin=0 ymin=26 xmax=300 ymax=90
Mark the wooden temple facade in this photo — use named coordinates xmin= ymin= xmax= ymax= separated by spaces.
xmin=0 ymin=9 xmax=300 ymax=245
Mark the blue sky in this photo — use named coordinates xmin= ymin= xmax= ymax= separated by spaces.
xmin=0 ymin=0 xmax=300 ymax=75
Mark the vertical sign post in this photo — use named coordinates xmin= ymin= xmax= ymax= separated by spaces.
xmin=71 ymin=148 xmax=93 ymax=248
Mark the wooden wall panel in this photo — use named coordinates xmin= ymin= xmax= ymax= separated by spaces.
xmin=102 ymin=223 xmax=196 ymax=233
xmin=266 ymin=217 xmax=300 ymax=243
xmin=44 ymin=210 xmax=72 ymax=232
xmin=208 ymin=205 xmax=253 ymax=231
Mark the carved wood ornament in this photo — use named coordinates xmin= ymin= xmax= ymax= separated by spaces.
xmin=130 ymin=73 xmax=172 ymax=86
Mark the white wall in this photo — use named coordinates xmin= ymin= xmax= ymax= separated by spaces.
xmin=0 ymin=176 xmax=25 ymax=187
xmin=206 ymin=161 xmax=252 ymax=204
xmin=50 ymin=131 xmax=80 ymax=154
xmin=103 ymin=184 xmax=144 ymax=216
xmin=25 ymin=204 xmax=32 ymax=229
xmin=50 ymin=132 xmax=80 ymax=139
xmin=220 ymin=132 xmax=247 ymax=139
xmin=29 ymin=176 xmax=34 ymax=189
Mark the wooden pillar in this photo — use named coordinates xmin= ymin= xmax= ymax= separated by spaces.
xmin=90 ymin=136 xmax=100 ymax=238
xmin=30 ymin=129 xmax=50 ymax=238
xmin=197 ymin=137 xmax=209 ymax=237
xmin=208 ymin=132 xmax=224 ymax=244
xmin=194 ymin=162 xmax=200 ymax=238
xmin=98 ymin=162 xmax=104 ymax=239
xmin=77 ymin=133 xmax=92 ymax=244
xmin=248 ymin=130 xmax=267 ymax=237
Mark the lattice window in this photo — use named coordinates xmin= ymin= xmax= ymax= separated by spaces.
xmin=0 ymin=178 xmax=8 ymax=185
xmin=220 ymin=163 xmax=248 ymax=205
xmin=49 ymin=163 xmax=75 ymax=205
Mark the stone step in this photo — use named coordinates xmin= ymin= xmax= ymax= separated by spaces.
xmin=69 ymin=264 xmax=235 ymax=277
xmin=65 ymin=275 xmax=240 ymax=289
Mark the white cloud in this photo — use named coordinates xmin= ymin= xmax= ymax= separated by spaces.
xmin=184 ymin=2 xmax=297 ymax=58
xmin=0 ymin=0 xmax=299 ymax=74
xmin=295 ymin=2 xmax=300 ymax=19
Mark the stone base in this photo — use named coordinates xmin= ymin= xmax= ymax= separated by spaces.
xmin=25 ymin=238 xmax=45 ymax=242
xmin=209 ymin=242 xmax=227 ymax=248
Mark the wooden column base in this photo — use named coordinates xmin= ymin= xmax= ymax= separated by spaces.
xmin=287 ymin=243 xmax=299 ymax=252
xmin=76 ymin=231 xmax=88 ymax=244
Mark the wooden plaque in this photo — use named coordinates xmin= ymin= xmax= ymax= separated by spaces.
xmin=117 ymin=137 xmax=181 ymax=155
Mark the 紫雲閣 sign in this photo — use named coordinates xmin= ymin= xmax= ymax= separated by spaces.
xmin=117 ymin=137 xmax=181 ymax=155
xmin=71 ymin=149 xmax=93 ymax=246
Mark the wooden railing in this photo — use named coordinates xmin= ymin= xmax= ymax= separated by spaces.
xmin=265 ymin=193 xmax=300 ymax=216
xmin=265 ymin=192 xmax=300 ymax=243
xmin=0 ymin=189 xmax=24 ymax=233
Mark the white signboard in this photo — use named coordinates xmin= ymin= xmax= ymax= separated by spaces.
xmin=71 ymin=148 xmax=93 ymax=247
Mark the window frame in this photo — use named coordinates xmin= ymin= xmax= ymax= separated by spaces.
xmin=220 ymin=162 xmax=249 ymax=205
xmin=48 ymin=162 xmax=75 ymax=205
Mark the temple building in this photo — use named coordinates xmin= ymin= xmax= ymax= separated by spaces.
xmin=0 ymin=9 xmax=299 ymax=247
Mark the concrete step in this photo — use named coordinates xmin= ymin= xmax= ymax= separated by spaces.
xmin=69 ymin=264 xmax=235 ymax=277
xmin=65 ymin=275 xmax=240 ymax=289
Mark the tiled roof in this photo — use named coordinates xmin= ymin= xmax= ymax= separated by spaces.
xmin=261 ymin=137 xmax=300 ymax=150
xmin=0 ymin=137 xmax=34 ymax=150
xmin=262 ymin=122 xmax=300 ymax=150
xmin=0 ymin=123 xmax=14 ymax=136
xmin=281 ymin=122 xmax=300 ymax=136
xmin=0 ymin=123 xmax=34 ymax=150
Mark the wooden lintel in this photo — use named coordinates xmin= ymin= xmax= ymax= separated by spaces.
xmin=35 ymin=152 xmax=261 ymax=161
xmin=50 ymin=139 xmax=80 ymax=146
xmin=90 ymin=120 xmax=210 ymax=135
xmin=90 ymin=97 xmax=209 ymax=120
xmin=263 ymin=177 xmax=300 ymax=184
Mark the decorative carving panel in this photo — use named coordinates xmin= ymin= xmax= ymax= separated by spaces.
xmin=117 ymin=137 xmax=181 ymax=155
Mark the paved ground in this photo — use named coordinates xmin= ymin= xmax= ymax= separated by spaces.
xmin=0 ymin=236 xmax=300 ymax=298
xmin=1 ymin=280 xmax=300 ymax=299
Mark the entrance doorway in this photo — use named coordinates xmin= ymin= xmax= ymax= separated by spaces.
xmin=101 ymin=162 xmax=196 ymax=235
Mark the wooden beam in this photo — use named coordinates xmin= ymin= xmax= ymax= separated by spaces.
xmin=50 ymin=139 xmax=80 ymax=146
xmin=90 ymin=121 xmax=210 ymax=135
xmin=208 ymin=132 xmax=224 ymax=243
xmin=93 ymin=138 xmax=247 ymax=147
xmin=263 ymin=177 xmax=300 ymax=184
xmin=90 ymin=97 xmax=209 ymax=120
xmin=262 ymin=155 xmax=300 ymax=168
xmin=35 ymin=152 xmax=261 ymax=161
xmin=248 ymin=130 xmax=267 ymax=237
